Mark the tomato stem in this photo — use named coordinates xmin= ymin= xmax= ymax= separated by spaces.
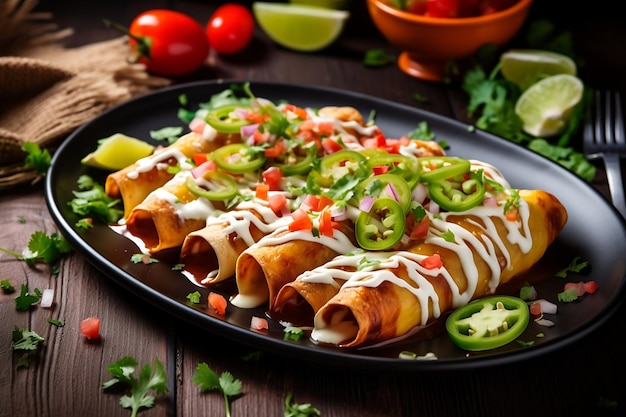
xmin=102 ymin=18 xmax=152 ymax=60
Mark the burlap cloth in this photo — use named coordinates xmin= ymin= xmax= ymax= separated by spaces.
xmin=0 ymin=0 xmax=171 ymax=191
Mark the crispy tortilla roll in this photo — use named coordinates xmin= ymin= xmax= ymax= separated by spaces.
xmin=105 ymin=131 xmax=237 ymax=219
xmin=125 ymin=170 xmax=225 ymax=255
xmin=307 ymin=189 xmax=567 ymax=348
xmin=231 ymin=222 xmax=357 ymax=309
xmin=180 ymin=199 xmax=292 ymax=285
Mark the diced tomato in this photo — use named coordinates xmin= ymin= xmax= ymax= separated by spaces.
xmin=318 ymin=207 xmax=334 ymax=237
xmin=372 ymin=164 xmax=390 ymax=175
xmin=583 ymin=280 xmax=599 ymax=294
xmin=283 ymin=104 xmax=308 ymax=120
xmin=250 ymin=316 xmax=269 ymax=331
xmin=80 ymin=317 xmax=101 ymax=340
xmin=255 ymin=182 xmax=269 ymax=200
xmin=289 ymin=208 xmax=313 ymax=232
xmin=529 ymin=302 xmax=542 ymax=317
xmin=317 ymin=195 xmax=334 ymax=211
xmin=246 ymin=111 xmax=268 ymax=124
xmin=410 ymin=216 xmax=430 ymax=240
xmin=262 ymin=166 xmax=283 ymax=190
xmin=317 ymin=121 xmax=335 ymax=136
xmin=322 ymin=137 xmax=343 ymax=154
xmin=426 ymin=0 xmax=460 ymax=18
xmin=264 ymin=139 xmax=287 ymax=158
xmin=505 ymin=208 xmax=519 ymax=222
xmin=253 ymin=129 xmax=270 ymax=144
xmin=208 ymin=292 xmax=227 ymax=315
xmin=564 ymin=281 xmax=586 ymax=296
xmin=362 ymin=134 xmax=388 ymax=149
xmin=422 ymin=253 xmax=443 ymax=269
xmin=193 ymin=153 xmax=208 ymax=166
xmin=268 ymin=193 xmax=288 ymax=215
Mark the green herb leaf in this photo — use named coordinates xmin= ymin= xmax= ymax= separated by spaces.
xmin=1 ymin=279 xmax=16 ymax=294
xmin=103 ymin=356 xmax=168 ymax=417
xmin=363 ymin=49 xmax=395 ymax=67
xmin=192 ymin=362 xmax=242 ymax=417
xmin=15 ymin=284 xmax=41 ymax=311
xmin=22 ymin=142 xmax=51 ymax=174
xmin=284 ymin=393 xmax=321 ymax=417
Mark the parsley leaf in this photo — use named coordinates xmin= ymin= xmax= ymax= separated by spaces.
xmin=192 ymin=362 xmax=242 ymax=417
xmin=69 ymin=175 xmax=123 ymax=225
xmin=103 ymin=356 xmax=168 ymax=417
xmin=284 ymin=393 xmax=321 ymax=417
xmin=1 ymin=279 xmax=16 ymax=294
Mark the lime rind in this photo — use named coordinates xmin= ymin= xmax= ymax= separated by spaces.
xmin=253 ymin=2 xmax=349 ymax=52
xmin=514 ymin=74 xmax=583 ymax=137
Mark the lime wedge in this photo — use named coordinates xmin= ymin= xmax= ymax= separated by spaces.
xmin=253 ymin=2 xmax=349 ymax=52
xmin=514 ymin=74 xmax=584 ymax=137
xmin=81 ymin=133 xmax=155 ymax=170
xmin=501 ymin=49 xmax=577 ymax=91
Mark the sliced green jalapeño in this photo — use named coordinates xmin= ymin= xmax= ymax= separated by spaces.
xmin=367 ymin=152 xmax=420 ymax=188
xmin=419 ymin=156 xmax=471 ymax=183
xmin=356 ymin=197 xmax=405 ymax=251
xmin=212 ymin=143 xmax=265 ymax=174
xmin=186 ymin=171 xmax=238 ymax=201
xmin=276 ymin=143 xmax=318 ymax=176
xmin=205 ymin=104 xmax=253 ymax=134
xmin=445 ymin=295 xmax=530 ymax=351
xmin=428 ymin=171 xmax=485 ymax=212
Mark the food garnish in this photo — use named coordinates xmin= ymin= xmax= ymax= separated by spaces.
xmin=103 ymin=356 xmax=168 ymax=417
xmin=11 ymin=326 xmax=45 ymax=368
xmin=192 ymin=362 xmax=242 ymax=417
xmin=284 ymin=393 xmax=321 ymax=417
xmin=80 ymin=317 xmax=101 ymax=340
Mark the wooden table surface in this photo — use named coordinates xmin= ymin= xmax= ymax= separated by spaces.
xmin=2 ymin=1 xmax=625 ymax=416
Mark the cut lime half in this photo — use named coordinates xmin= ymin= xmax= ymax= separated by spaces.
xmin=501 ymin=49 xmax=577 ymax=91
xmin=514 ymin=74 xmax=584 ymax=138
xmin=253 ymin=2 xmax=349 ymax=52
xmin=81 ymin=133 xmax=155 ymax=171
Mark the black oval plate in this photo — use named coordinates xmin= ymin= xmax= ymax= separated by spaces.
xmin=45 ymin=80 xmax=626 ymax=371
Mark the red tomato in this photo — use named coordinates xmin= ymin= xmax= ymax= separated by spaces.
xmin=128 ymin=9 xmax=209 ymax=76
xmin=206 ymin=4 xmax=255 ymax=54
xmin=426 ymin=0 xmax=460 ymax=18
xmin=80 ymin=317 xmax=100 ymax=340
xmin=405 ymin=0 xmax=428 ymax=14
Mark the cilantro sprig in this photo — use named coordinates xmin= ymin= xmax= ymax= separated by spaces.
xmin=0 ymin=231 xmax=72 ymax=267
xmin=192 ymin=362 xmax=243 ymax=417
xmin=102 ymin=356 xmax=168 ymax=417
xmin=12 ymin=326 xmax=45 ymax=368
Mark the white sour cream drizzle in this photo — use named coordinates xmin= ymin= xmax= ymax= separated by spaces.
xmin=301 ymin=162 xmax=533 ymax=345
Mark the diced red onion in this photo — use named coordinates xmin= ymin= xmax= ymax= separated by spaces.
xmin=385 ymin=183 xmax=399 ymax=202
xmin=534 ymin=318 xmax=555 ymax=327
xmin=359 ymin=196 xmax=375 ymax=213
xmin=428 ymin=200 xmax=440 ymax=215
xmin=483 ymin=196 xmax=498 ymax=207
xmin=330 ymin=205 xmax=347 ymax=221
xmin=191 ymin=160 xmax=212 ymax=179
xmin=412 ymin=183 xmax=427 ymax=204
xmin=240 ymin=123 xmax=259 ymax=137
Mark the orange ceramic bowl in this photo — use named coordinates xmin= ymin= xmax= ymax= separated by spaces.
xmin=367 ymin=0 xmax=533 ymax=82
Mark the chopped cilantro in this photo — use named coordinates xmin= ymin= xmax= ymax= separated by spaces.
xmin=48 ymin=318 xmax=64 ymax=327
xmin=17 ymin=216 xmax=26 ymax=224
xmin=14 ymin=284 xmax=41 ymax=311
xmin=283 ymin=326 xmax=304 ymax=342
xmin=363 ymin=48 xmax=395 ymax=67
xmin=150 ymin=126 xmax=184 ymax=144
xmin=284 ymin=393 xmax=321 ymax=417
xmin=1 ymin=279 xmax=15 ymax=294
xmin=557 ymin=288 xmax=579 ymax=303
xmin=11 ymin=326 xmax=45 ymax=368
xmin=555 ymin=256 xmax=589 ymax=278
xmin=441 ymin=229 xmax=455 ymax=242
xmin=187 ymin=291 xmax=202 ymax=304
xmin=192 ymin=362 xmax=242 ymax=417
xmin=130 ymin=254 xmax=159 ymax=264
xmin=102 ymin=356 xmax=168 ymax=417
xmin=22 ymin=142 xmax=51 ymax=174
xmin=69 ymin=175 xmax=123 ymax=225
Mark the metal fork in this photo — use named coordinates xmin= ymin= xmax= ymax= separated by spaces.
xmin=583 ymin=90 xmax=626 ymax=218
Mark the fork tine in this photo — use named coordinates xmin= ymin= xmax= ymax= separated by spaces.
xmin=613 ymin=91 xmax=625 ymax=146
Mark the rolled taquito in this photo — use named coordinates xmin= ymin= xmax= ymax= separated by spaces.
xmin=105 ymin=130 xmax=238 ymax=218
xmin=179 ymin=196 xmax=294 ymax=285
xmin=231 ymin=221 xmax=357 ymax=309
xmin=303 ymin=189 xmax=567 ymax=348
xmin=124 ymin=170 xmax=227 ymax=255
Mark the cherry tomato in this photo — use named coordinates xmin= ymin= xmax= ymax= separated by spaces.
xmin=206 ymin=4 xmax=255 ymax=54
xmin=426 ymin=0 xmax=460 ymax=18
xmin=127 ymin=9 xmax=209 ymax=76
